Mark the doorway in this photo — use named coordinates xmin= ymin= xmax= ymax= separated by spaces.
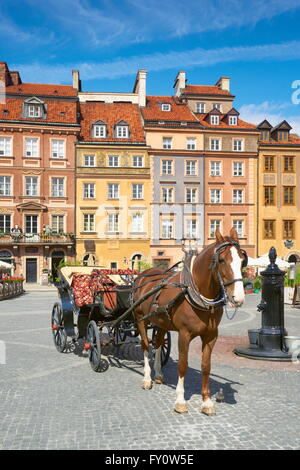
xmin=51 ymin=250 xmax=65 ymax=280
xmin=26 ymin=258 xmax=37 ymax=283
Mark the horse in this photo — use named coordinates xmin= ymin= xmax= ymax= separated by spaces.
xmin=133 ymin=227 xmax=248 ymax=415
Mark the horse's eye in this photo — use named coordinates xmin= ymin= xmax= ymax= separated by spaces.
xmin=219 ymin=258 xmax=225 ymax=264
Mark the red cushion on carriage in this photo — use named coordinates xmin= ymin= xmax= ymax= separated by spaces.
xmin=71 ymin=274 xmax=93 ymax=307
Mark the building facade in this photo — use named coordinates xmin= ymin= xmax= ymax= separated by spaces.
xmin=76 ymin=99 xmax=151 ymax=269
xmin=0 ymin=62 xmax=79 ymax=282
xmin=257 ymin=120 xmax=300 ymax=261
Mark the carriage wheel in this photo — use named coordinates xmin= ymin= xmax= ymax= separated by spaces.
xmin=151 ymin=327 xmax=171 ymax=366
xmin=87 ymin=320 xmax=102 ymax=372
xmin=51 ymin=303 xmax=67 ymax=353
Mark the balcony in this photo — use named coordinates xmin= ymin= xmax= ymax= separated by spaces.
xmin=0 ymin=233 xmax=75 ymax=245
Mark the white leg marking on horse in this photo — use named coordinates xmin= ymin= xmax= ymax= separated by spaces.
xmin=174 ymin=377 xmax=188 ymax=413
xmin=230 ymin=247 xmax=245 ymax=306
xmin=201 ymin=398 xmax=216 ymax=415
xmin=154 ymin=346 xmax=163 ymax=383
xmin=142 ymin=350 xmax=152 ymax=389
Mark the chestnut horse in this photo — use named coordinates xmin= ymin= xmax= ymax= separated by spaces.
xmin=133 ymin=228 xmax=247 ymax=415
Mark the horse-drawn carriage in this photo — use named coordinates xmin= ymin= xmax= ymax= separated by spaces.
xmin=51 ymin=265 xmax=171 ymax=372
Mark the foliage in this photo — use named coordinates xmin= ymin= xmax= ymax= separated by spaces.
xmin=253 ymin=276 xmax=262 ymax=290
xmin=138 ymin=260 xmax=153 ymax=272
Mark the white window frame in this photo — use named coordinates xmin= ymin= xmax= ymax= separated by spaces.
xmin=162 ymin=187 xmax=174 ymax=203
xmin=233 ymin=189 xmax=243 ymax=204
xmin=210 ymin=189 xmax=221 ymax=204
xmin=25 ymin=137 xmax=39 ymax=157
xmin=131 ymin=213 xmax=144 ymax=233
xmin=162 ymin=137 xmax=172 ymax=149
xmin=25 ymin=214 xmax=38 ymax=234
xmin=210 ymin=115 xmax=220 ymax=126
xmin=210 ymin=138 xmax=221 ymax=151
xmin=108 ymin=213 xmax=119 ymax=232
xmin=0 ymin=214 xmax=11 ymax=232
xmin=161 ymin=159 xmax=173 ymax=175
xmin=132 ymin=183 xmax=143 ymax=200
xmin=196 ymin=102 xmax=205 ymax=113
xmin=83 ymin=183 xmax=95 ymax=199
xmin=132 ymin=156 xmax=143 ymax=167
xmin=25 ymin=176 xmax=38 ymax=196
xmin=186 ymin=138 xmax=196 ymax=150
xmin=51 ymin=177 xmax=65 ymax=197
xmin=83 ymin=213 xmax=95 ymax=232
xmin=213 ymin=103 xmax=222 ymax=111
xmin=233 ymin=139 xmax=243 ymax=152
xmin=185 ymin=187 xmax=197 ymax=203
xmin=161 ymin=219 xmax=173 ymax=239
xmin=210 ymin=161 xmax=221 ymax=176
xmin=108 ymin=155 xmax=119 ymax=167
xmin=84 ymin=155 xmax=95 ymax=167
xmin=185 ymin=160 xmax=197 ymax=176
xmin=233 ymin=161 xmax=244 ymax=176
xmin=210 ymin=219 xmax=221 ymax=237
xmin=108 ymin=183 xmax=119 ymax=199
xmin=116 ymin=125 xmax=129 ymax=139
xmin=233 ymin=219 xmax=244 ymax=238
xmin=161 ymin=103 xmax=171 ymax=111
xmin=51 ymin=214 xmax=64 ymax=233
xmin=28 ymin=105 xmax=42 ymax=118
xmin=93 ymin=124 xmax=106 ymax=138
xmin=0 ymin=176 xmax=11 ymax=196
xmin=51 ymin=139 xmax=65 ymax=159
xmin=185 ymin=219 xmax=197 ymax=239
xmin=0 ymin=137 xmax=12 ymax=156
xmin=229 ymin=116 xmax=238 ymax=126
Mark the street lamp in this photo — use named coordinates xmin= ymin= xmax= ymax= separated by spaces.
xmin=284 ymin=239 xmax=294 ymax=249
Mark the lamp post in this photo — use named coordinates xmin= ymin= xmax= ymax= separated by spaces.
xmin=234 ymin=247 xmax=292 ymax=361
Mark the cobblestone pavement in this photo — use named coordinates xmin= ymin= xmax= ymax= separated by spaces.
xmin=0 ymin=291 xmax=299 ymax=450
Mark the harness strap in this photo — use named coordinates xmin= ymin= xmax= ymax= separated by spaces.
xmin=137 ymin=286 xmax=187 ymax=323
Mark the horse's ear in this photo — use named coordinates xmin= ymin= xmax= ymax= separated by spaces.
xmin=215 ymin=227 xmax=224 ymax=243
xmin=229 ymin=227 xmax=239 ymax=241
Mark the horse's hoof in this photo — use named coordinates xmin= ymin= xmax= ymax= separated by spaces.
xmin=155 ymin=375 xmax=164 ymax=384
xmin=142 ymin=380 xmax=153 ymax=390
xmin=174 ymin=402 xmax=188 ymax=413
xmin=201 ymin=399 xmax=216 ymax=416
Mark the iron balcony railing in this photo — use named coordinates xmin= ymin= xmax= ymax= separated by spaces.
xmin=0 ymin=232 xmax=75 ymax=244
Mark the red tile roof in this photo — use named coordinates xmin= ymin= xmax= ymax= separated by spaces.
xmin=142 ymin=96 xmax=199 ymax=122
xmin=197 ymin=113 xmax=257 ymax=130
xmin=183 ymin=85 xmax=232 ymax=96
xmin=79 ymin=102 xmax=145 ymax=142
xmin=0 ymin=97 xmax=78 ymax=124
xmin=5 ymin=83 xmax=77 ymax=97
xmin=259 ymin=135 xmax=300 ymax=145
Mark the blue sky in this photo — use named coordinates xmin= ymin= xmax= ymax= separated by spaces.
xmin=1 ymin=0 xmax=300 ymax=132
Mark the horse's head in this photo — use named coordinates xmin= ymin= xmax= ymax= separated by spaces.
xmin=212 ymin=227 xmax=248 ymax=308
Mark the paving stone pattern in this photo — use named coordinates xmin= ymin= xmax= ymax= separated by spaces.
xmin=0 ymin=291 xmax=299 ymax=450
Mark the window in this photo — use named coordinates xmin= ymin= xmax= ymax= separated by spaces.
xmin=264 ymin=220 xmax=275 ymax=239
xmin=25 ymin=176 xmax=38 ymax=196
xmin=108 ymin=213 xmax=119 ymax=232
xmin=116 ymin=125 xmax=129 ymax=138
xmin=161 ymin=220 xmax=173 ymax=239
xmin=210 ymin=138 xmax=221 ymax=151
xmin=185 ymin=219 xmax=197 ymax=239
xmin=163 ymin=137 xmax=172 ymax=149
xmin=132 ymin=213 xmax=144 ymax=232
xmin=278 ymin=131 xmax=288 ymax=141
xmin=161 ymin=103 xmax=171 ymax=111
xmin=233 ymin=139 xmax=243 ymax=151
xmin=108 ymin=155 xmax=119 ymax=167
xmin=229 ymin=116 xmax=238 ymax=125
xmin=0 ymin=214 xmax=11 ymax=233
xmin=0 ymin=137 xmax=12 ymax=156
xmin=186 ymin=188 xmax=197 ymax=203
xmin=233 ymin=161 xmax=243 ymax=176
xmin=283 ymin=186 xmax=295 ymax=205
xmin=83 ymin=214 xmax=95 ymax=232
xmin=210 ymin=219 xmax=221 ymax=237
xmin=133 ymin=156 xmax=143 ymax=167
xmin=51 ymin=177 xmax=65 ymax=197
xmin=51 ymin=215 xmax=64 ymax=233
xmin=110 ymin=262 xmax=118 ymax=270
xmin=51 ymin=140 xmax=65 ymax=159
xmin=0 ymin=176 xmax=11 ymax=196
xmin=185 ymin=160 xmax=197 ymax=176
xmin=210 ymin=115 xmax=220 ymax=125
xmin=93 ymin=124 xmax=106 ymax=138
xmin=210 ymin=161 xmax=221 ymax=176
xmin=25 ymin=215 xmax=38 ymax=234
xmin=283 ymin=220 xmax=295 ymax=239
xmin=264 ymin=186 xmax=275 ymax=205
xmin=284 ymin=156 xmax=294 ymax=172
xmin=264 ymin=156 xmax=275 ymax=172
xmin=28 ymin=105 xmax=41 ymax=118
xmin=213 ymin=103 xmax=221 ymax=111
xmin=161 ymin=160 xmax=173 ymax=175
xmin=132 ymin=183 xmax=143 ymax=199
xmin=25 ymin=138 xmax=39 ymax=157
xmin=233 ymin=189 xmax=243 ymax=204
xmin=233 ymin=219 xmax=244 ymax=238
xmin=186 ymin=138 xmax=196 ymax=150
xmin=108 ymin=183 xmax=119 ymax=199
xmin=260 ymin=130 xmax=270 ymax=141
xmin=210 ymin=189 xmax=221 ymax=204
xmin=84 ymin=155 xmax=95 ymax=167
xmin=83 ymin=183 xmax=95 ymax=199
xmin=162 ymin=187 xmax=173 ymax=203
xmin=196 ymin=102 xmax=205 ymax=113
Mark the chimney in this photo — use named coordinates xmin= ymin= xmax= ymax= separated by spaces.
xmin=133 ymin=69 xmax=147 ymax=107
xmin=0 ymin=62 xmax=11 ymax=87
xmin=215 ymin=76 xmax=230 ymax=92
xmin=173 ymin=71 xmax=186 ymax=97
xmin=72 ymin=70 xmax=81 ymax=92
xmin=9 ymin=71 xmax=22 ymax=85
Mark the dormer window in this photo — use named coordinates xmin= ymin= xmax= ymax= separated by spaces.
xmin=28 ymin=105 xmax=42 ymax=118
xmin=210 ymin=115 xmax=220 ymax=125
xmin=229 ymin=116 xmax=237 ymax=126
xmin=23 ymin=97 xmax=46 ymax=119
xmin=278 ymin=131 xmax=288 ymax=141
xmin=115 ymin=121 xmax=129 ymax=139
xmin=161 ymin=103 xmax=171 ymax=112
xmin=93 ymin=122 xmax=106 ymax=138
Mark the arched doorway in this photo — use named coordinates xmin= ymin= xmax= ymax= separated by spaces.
xmin=51 ymin=250 xmax=65 ymax=279
xmin=83 ymin=253 xmax=96 ymax=266
xmin=288 ymin=254 xmax=298 ymax=264
xmin=131 ymin=253 xmax=142 ymax=270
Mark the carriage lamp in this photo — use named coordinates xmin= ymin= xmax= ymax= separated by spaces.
xmin=84 ymin=343 xmax=91 ymax=351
